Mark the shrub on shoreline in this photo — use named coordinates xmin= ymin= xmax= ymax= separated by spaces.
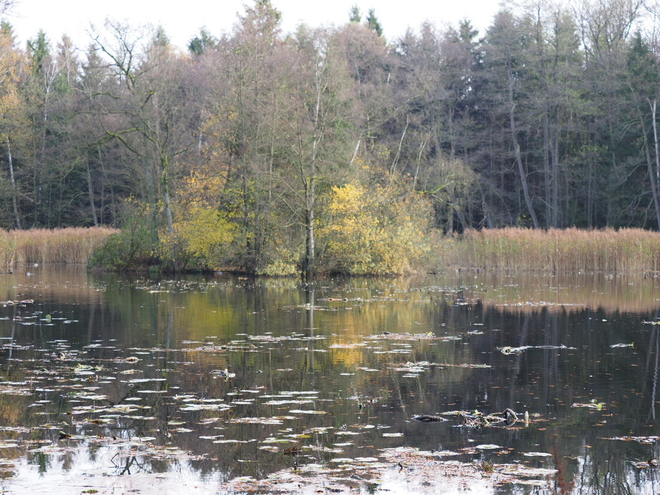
xmin=317 ymin=182 xmax=432 ymax=275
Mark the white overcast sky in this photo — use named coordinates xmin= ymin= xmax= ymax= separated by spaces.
xmin=7 ymin=0 xmax=505 ymax=51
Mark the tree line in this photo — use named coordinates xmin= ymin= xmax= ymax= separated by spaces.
xmin=0 ymin=0 xmax=659 ymax=274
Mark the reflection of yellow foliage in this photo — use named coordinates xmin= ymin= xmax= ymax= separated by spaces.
xmin=0 ymin=394 xmax=29 ymax=426
xmin=319 ymin=181 xmax=431 ymax=275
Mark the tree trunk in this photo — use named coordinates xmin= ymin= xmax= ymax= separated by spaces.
xmin=143 ymin=157 xmax=158 ymax=237
xmin=551 ymin=130 xmax=559 ymax=228
xmin=643 ymin=100 xmax=660 ymax=229
xmin=160 ymin=159 xmax=178 ymax=272
xmin=304 ymin=176 xmax=315 ymax=280
xmin=302 ymin=60 xmax=325 ymax=280
xmin=86 ymin=156 xmax=98 ymax=227
xmin=543 ymin=109 xmax=552 ymax=226
xmin=6 ymin=136 xmax=20 ymax=229
xmin=651 ymin=100 xmax=660 ymax=199
xmin=160 ymin=159 xmax=174 ymax=235
xmin=508 ymin=72 xmax=539 ymax=228
xmin=390 ymin=114 xmax=409 ymax=176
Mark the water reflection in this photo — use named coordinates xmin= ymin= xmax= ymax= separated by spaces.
xmin=0 ymin=267 xmax=658 ymax=493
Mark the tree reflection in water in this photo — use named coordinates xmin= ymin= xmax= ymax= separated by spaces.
xmin=0 ymin=267 xmax=657 ymax=493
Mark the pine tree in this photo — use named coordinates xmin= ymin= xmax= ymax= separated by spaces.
xmin=366 ymin=9 xmax=383 ymax=37
xmin=349 ymin=5 xmax=361 ymax=23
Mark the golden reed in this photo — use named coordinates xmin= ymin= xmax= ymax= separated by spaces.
xmin=0 ymin=227 xmax=118 ymax=268
xmin=437 ymin=227 xmax=660 ymax=273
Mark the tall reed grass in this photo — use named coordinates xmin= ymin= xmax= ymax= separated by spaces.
xmin=0 ymin=227 xmax=118 ymax=268
xmin=435 ymin=227 xmax=660 ymax=273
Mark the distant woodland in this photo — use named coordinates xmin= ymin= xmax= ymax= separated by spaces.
xmin=0 ymin=0 xmax=659 ymax=274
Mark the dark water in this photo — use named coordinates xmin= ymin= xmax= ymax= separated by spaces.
xmin=0 ymin=267 xmax=660 ymax=493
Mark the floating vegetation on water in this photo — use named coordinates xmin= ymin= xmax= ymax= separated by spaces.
xmin=573 ymin=400 xmax=605 ymax=410
xmin=366 ymin=332 xmax=437 ymax=341
xmin=602 ymin=435 xmax=659 ymax=444
xmin=0 ymin=270 xmax=658 ymax=494
xmin=497 ymin=302 xmax=586 ymax=309
xmin=0 ymin=299 xmax=34 ymax=307
xmin=499 ymin=346 xmax=528 ymax=355
xmin=439 ymin=362 xmax=491 ymax=368
xmin=634 ymin=459 xmax=660 ymax=469
xmin=210 ymin=368 xmax=235 ymax=378
xmin=248 ymin=334 xmax=327 ymax=342
xmin=412 ymin=414 xmax=446 ymax=423
xmin=524 ymin=451 xmax=553 ymax=457
xmin=499 ymin=344 xmax=576 ymax=355
xmin=229 ymin=417 xmax=286 ymax=425
xmin=427 ymin=408 xmax=524 ymax=428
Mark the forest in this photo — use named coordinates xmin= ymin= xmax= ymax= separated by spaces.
xmin=0 ymin=0 xmax=658 ymax=275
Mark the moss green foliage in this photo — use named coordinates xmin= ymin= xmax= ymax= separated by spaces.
xmin=90 ymin=204 xmax=238 ymax=272
xmin=257 ymin=256 xmax=299 ymax=277
xmin=254 ymin=229 xmax=300 ymax=276
xmin=88 ymin=206 xmax=158 ymax=270
xmin=91 ymin=211 xmax=660 ymax=276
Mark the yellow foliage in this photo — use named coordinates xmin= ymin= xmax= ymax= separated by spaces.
xmin=257 ymin=231 xmax=300 ymax=276
xmin=0 ymin=29 xmax=28 ymax=142
xmin=164 ymin=207 xmax=236 ymax=270
xmin=319 ymin=180 xmax=431 ymax=275
xmin=178 ymin=169 xmax=227 ymax=209
xmin=258 ymin=257 xmax=298 ymax=276
xmin=181 ymin=208 xmax=235 ymax=260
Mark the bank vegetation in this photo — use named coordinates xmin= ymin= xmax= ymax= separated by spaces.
xmin=0 ymin=225 xmax=659 ymax=276
xmin=89 ymin=223 xmax=660 ymax=275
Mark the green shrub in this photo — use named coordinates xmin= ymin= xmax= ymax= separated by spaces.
xmin=88 ymin=208 xmax=158 ymax=270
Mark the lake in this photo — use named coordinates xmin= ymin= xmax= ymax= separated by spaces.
xmin=0 ymin=266 xmax=659 ymax=494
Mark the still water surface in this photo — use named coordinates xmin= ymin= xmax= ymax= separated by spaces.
xmin=0 ymin=267 xmax=659 ymax=493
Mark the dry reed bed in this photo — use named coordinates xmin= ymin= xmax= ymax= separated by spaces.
xmin=0 ymin=227 xmax=118 ymax=267
xmin=442 ymin=227 xmax=660 ymax=272
xmin=0 ymin=226 xmax=656 ymax=273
